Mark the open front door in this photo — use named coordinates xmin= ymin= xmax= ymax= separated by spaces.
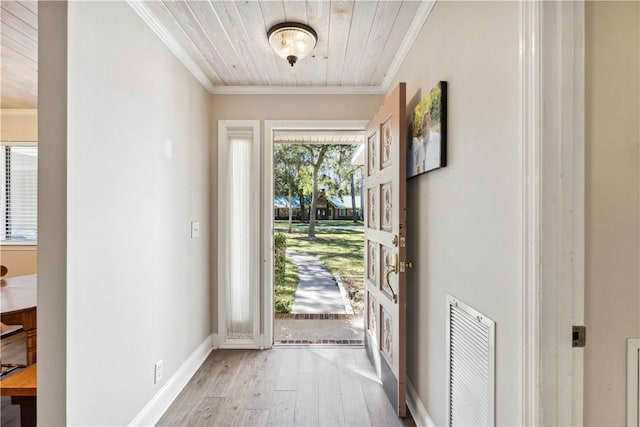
xmin=364 ymin=83 xmax=407 ymax=416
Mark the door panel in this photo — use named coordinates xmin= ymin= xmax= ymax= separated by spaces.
xmin=364 ymin=83 xmax=407 ymax=416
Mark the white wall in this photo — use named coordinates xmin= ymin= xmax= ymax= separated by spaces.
xmin=388 ymin=2 xmax=522 ymax=425
xmin=584 ymin=2 xmax=640 ymax=425
xmin=39 ymin=2 xmax=211 ymax=425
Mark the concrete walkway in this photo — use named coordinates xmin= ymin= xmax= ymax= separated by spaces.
xmin=274 ymin=318 xmax=363 ymax=343
xmin=288 ymin=251 xmax=349 ymax=314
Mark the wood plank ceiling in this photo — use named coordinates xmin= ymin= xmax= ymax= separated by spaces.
xmin=134 ymin=0 xmax=426 ymax=92
xmin=274 ymin=130 xmax=364 ymax=144
xmin=1 ymin=0 xmax=38 ymax=109
xmin=0 ymin=1 xmax=431 ymax=109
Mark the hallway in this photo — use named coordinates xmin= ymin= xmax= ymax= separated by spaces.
xmin=158 ymin=347 xmax=413 ymax=426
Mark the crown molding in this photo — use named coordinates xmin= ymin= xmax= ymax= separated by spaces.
xmin=382 ymin=0 xmax=437 ymax=92
xmin=127 ymin=0 xmax=217 ymax=94
xmin=211 ymin=85 xmax=386 ymax=95
xmin=1 ymin=109 xmax=38 ymax=116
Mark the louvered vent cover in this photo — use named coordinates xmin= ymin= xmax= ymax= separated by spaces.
xmin=447 ymin=294 xmax=495 ymax=427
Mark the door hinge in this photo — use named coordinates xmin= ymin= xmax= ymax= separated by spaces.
xmin=572 ymin=325 xmax=586 ymax=347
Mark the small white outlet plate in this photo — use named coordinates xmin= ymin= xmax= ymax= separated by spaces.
xmin=154 ymin=360 xmax=163 ymax=384
xmin=191 ymin=221 xmax=200 ymax=239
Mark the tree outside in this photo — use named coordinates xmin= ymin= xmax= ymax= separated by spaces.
xmin=273 ymin=142 xmax=365 ymax=315
xmin=274 ymin=143 xmax=363 ymax=238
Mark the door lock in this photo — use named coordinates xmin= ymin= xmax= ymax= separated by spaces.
xmin=400 ymin=261 xmax=414 ymax=272
xmin=385 ymin=254 xmax=398 ymax=303
xmin=572 ymin=325 xmax=586 ymax=347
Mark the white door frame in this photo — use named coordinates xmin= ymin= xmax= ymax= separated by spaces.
xmin=262 ymin=120 xmax=368 ymax=348
xmin=521 ymin=1 xmax=585 ymax=425
xmin=218 ymin=120 xmax=262 ymax=349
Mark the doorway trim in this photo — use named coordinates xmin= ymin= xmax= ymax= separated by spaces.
xmin=218 ymin=120 xmax=262 ymax=349
xmin=262 ymin=120 xmax=368 ymax=348
xmin=521 ymin=1 xmax=585 ymax=425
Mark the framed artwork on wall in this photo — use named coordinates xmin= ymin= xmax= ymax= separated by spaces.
xmin=407 ymin=81 xmax=447 ymax=178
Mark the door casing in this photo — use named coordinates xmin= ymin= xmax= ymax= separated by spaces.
xmin=521 ymin=1 xmax=585 ymax=424
xmin=262 ymin=120 xmax=369 ymax=348
xmin=217 ymin=120 xmax=262 ymax=349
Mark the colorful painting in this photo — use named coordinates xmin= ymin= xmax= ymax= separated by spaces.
xmin=408 ymin=81 xmax=447 ymax=178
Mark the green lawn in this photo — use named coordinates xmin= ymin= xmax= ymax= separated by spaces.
xmin=274 ymin=228 xmax=364 ymax=314
xmin=275 ymin=255 xmax=298 ymax=314
xmin=284 ymin=228 xmax=364 ymax=278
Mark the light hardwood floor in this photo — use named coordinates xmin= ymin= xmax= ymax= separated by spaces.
xmin=158 ymin=347 xmax=415 ymax=427
xmin=1 ymin=336 xmax=415 ymax=426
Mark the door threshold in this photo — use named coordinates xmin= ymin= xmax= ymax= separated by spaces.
xmin=275 ymin=313 xmax=361 ymax=320
xmin=274 ymin=339 xmax=364 ymax=347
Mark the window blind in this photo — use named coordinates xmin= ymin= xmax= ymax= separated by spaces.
xmin=1 ymin=145 xmax=38 ymax=242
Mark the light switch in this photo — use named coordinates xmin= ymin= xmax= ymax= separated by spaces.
xmin=191 ymin=221 xmax=200 ymax=239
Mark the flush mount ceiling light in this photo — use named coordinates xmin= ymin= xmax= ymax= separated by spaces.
xmin=267 ymin=22 xmax=317 ymax=67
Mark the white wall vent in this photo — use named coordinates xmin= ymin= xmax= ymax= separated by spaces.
xmin=628 ymin=338 xmax=640 ymax=427
xmin=446 ymin=294 xmax=495 ymax=427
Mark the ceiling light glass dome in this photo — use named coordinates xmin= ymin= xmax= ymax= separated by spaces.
xmin=268 ymin=22 xmax=317 ymax=67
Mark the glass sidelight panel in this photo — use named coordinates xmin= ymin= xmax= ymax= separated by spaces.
xmin=226 ymin=135 xmax=253 ymax=338
xmin=218 ymin=121 xmax=260 ymax=348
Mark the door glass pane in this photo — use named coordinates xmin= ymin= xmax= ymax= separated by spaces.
xmin=226 ymin=136 xmax=253 ymax=338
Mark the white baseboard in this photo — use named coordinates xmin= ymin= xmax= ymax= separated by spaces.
xmin=129 ymin=334 xmax=214 ymax=426
xmin=211 ymin=333 xmax=219 ymax=349
xmin=407 ymin=378 xmax=435 ymax=427
xmin=628 ymin=338 xmax=640 ymax=427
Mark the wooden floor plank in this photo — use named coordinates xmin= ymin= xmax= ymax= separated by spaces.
xmin=181 ymin=396 xmax=226 ymax=427
xmin=205 ymin=350 xmax=249 ymax=397
xmin=209 ymin=351 xmax=260 ymax=426
xmin=338 ymin=350 xmax=372 ymax=427
xmin=211 ymin=395 xmax=246 ymax=426
xmin=297 ymin=347 xmax=318 ymax=374
xmin=274 ymin=349 xmax=301 ymax=391
xmin=266 ymin=390 xmax=296 ymax=427
xmin=293 ymin=371 xmax=318 ymax=426
xmin=243 ymin=350 xmax=280 ymax=410
xmin=156 ymin=356 xmax=222 ymax=426
xmin=318 ymin=354 xmax=346 ymax=427
xmin=360 ymin=374 xmax=405 ymax=427
xmin=240 ymin=409 xmax=269 ymax=426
